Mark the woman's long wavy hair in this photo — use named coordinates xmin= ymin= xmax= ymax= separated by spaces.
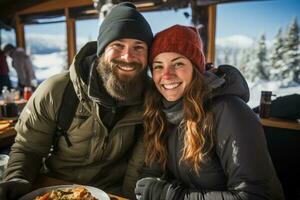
xmin=144 ymin=68 xmax=215 ymax=174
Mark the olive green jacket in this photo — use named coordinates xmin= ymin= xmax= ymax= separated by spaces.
xmin=4 ymin=42 xmax=145 ymax=198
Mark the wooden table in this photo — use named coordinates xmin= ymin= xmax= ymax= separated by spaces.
xmin=32 ymin=175 xmax=128 ymax=200
xmin=0 ymin=99 xmax=26 ymax=150
xmin=260 ymin=117 xmax=300 ymax=131
xmin=0 ymin=126 xmax=17 ymax=150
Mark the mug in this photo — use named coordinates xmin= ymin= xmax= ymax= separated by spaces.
xmin=259 ymin=91 xmax=272 ymax=118
xmin=0 ymin=103 xmax=19 ymax=118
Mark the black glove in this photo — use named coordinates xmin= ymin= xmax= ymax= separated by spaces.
xmin=135 ymin=177 xmax=171 ymax=200
xmin=0 ymin=178 xmax=31 ymax=200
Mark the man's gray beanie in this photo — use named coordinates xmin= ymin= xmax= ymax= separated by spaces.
xmin=96 ymin=2 xmax=153 ymax=56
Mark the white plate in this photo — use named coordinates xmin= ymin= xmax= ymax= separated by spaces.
xmin=19 ymin=185 xmax=110 ymax=200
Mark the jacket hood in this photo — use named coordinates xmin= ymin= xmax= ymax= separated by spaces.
xmin=205 ymin=65 xmax=249 ymax=102
xmin=69 ymin=41 xmax=97 ymax=102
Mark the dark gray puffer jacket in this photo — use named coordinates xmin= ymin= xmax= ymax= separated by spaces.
xmin=141 ymin=65 xmax=285 ymax=200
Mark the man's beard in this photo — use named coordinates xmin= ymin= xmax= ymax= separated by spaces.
xmin=96 ymin=56 xmax=147 ymax=101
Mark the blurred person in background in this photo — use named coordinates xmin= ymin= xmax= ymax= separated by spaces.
xmin=0 ymin=50 xmax=12 ymax=94
xmin=3 ymin=44 xmax=36 ymax=92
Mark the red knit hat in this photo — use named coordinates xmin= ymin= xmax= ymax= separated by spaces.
xmin=150 ymin=24 xmax=206 ymax=73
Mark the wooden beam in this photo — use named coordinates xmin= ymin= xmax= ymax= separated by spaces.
xmin=0 ymin=0 xmax=51 ymax=18
xmin=191 ymin=1 xmax=217 ymax=64
xmin=191 ymin=2 xmax=209 ymax=58
xmin=65 ymin=8 xmax=76 ymax=66
xmin=15 ymin=14 xmax=25 ymax=49
xmin=207 ymin=4 xmax=216 ymax=63
xmin=17 ymin=0 xmax=93 ymax=15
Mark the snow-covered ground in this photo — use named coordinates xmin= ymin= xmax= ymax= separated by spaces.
xmin=248 ymin=80 xmax=300 ymax=108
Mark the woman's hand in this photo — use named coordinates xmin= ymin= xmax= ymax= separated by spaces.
xmin=135 ymin=177 xmax=170 ymax=200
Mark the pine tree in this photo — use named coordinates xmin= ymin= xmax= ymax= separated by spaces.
xmin=282 ymin=17 xmax=300 ymax=85
xmin=269 ymin=28 xmax=285 ymax=81
xmin=248 ymin=34 xmax=269 ymax=82
xmin=223 ymin=47 xmax=230 ymax=64
xmin=239 ymin=49 xmax=251 ymax=80
xmin=280 ymin=18 xmax=300 ymax=86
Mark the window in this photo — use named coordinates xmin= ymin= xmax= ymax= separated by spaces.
xmin=216 ymin=0 xmax=300 ymax=107
xmin=76 ymin=19 xmax=98 ymax=51
xmin=143 ymin=8 xmax=191 ymax=34
xmin=1 ymin=29 xmax=17 ymax=86
xmin=0 ymin=28 xmax=16 ymax=47
xmin=25 ymin=22 xmax=67 ymax=83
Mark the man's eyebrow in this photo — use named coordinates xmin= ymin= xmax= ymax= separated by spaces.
xmin=135 ymin=41 xmax=145 ymax=44
xmin=134 ymin=41 xmax=147 ymax=46
xmin=112 ymin=40 xmax=122 ymax=43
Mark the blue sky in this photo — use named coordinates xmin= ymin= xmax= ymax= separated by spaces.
xmin=216 ymin=0 xmax=300 ymax=39
xmin=4 ymin=0 xmax=300 ymax=45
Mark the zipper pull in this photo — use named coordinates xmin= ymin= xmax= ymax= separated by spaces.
xmin=111 ymin=107 xmax=116 ymax=114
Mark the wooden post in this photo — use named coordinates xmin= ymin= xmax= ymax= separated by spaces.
xmin=65 ymin=7 xmax=76 ymax=67
xmin=191 ymin=2 xmax=217 ymax=64
xmin=207 ymin=5 xmax=216 ymax=64
xmin=15 ymin=14 xmax=25 ymax=48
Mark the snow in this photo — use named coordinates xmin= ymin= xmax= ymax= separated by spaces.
xmin=31 ymin=51 xmax=68 ymax=80
xmin=248 ymin=80 xmax=300 ymax=108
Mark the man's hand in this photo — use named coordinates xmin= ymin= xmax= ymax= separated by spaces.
xmin=0 ymin=178 xmax=31 ymax=200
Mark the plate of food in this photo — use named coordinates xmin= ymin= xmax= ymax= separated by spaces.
xmin=19 ymin=185 xmax=110 ymax=200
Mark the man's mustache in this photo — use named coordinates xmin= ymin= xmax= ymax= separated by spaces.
xmin=111 ymin=59 xmax=143 ymax=70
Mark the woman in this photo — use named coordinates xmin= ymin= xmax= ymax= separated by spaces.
xmin=135 ymin=25 xmax=284 ymax=200
xmin=0 ymin=50 xmax=12 ymax=93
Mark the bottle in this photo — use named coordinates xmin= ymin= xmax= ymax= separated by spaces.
xmin=259 ymin=91 xmax=272 ymax=118
xmin=11 ymin=89 xmax=20 ymax=101
xmin=2 ymin=86 xmax=10 ymax=103
xmin=23 ymin=87 xmax=32 ymax=100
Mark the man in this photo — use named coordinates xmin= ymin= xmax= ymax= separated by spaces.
xmin=3 ymin=43 xmax=36 ymax=90
xmin=0 ymin=2 xmax=153 ymax=200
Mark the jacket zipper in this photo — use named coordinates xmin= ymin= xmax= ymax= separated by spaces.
xmin=174 ymin=126 xmax=190 ymax=186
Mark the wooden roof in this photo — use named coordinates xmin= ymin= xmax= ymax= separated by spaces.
xmin=0 ymin=0 xmax=258 ymax=65
xmin=0 ymin=0 xmax=257 ymax=28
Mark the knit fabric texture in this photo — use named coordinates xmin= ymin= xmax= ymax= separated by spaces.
xmin=150 ymin=24 xmax=206 ymax=73
xmin=97 ymin=2 xmax=153 ymax=56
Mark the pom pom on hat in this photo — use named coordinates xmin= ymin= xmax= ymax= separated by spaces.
xmin=150 ymin=24 xmax=206 ymax=73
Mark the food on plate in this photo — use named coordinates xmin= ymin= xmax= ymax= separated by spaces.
xmin=0 ymin=122 xmax=10 ymax=131
xmin=35 ymin=186 xmax=98 ymax=200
